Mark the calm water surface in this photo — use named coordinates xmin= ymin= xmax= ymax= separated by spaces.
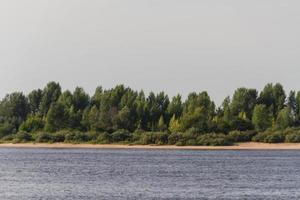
xmin=0 ymin=148 xmax=299 ymax=200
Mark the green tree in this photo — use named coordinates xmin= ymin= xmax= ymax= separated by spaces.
xmin=28 ymin=89 xmax=43 ymax=114
xmin=0 ymin=92 xmax=30 ymax=130
xmin=167 ymin=94 xmax=183 ymax=120
xmin=40 ymin=82 xmax=62 ymax=115
xmin=45 ymin=102 xmax=69 ymax=132
xmin=157 ymin=115 xmax=166 ymax=131
xmin=276 ymin=107 xmax=292 ymax=130
xmin=230 ymin=88 xmax=257 ymax=119
xmin=252 ymin=104 xmax=272 ymax=131
xmin=73 ymin=87 xmax=90 ymax=111
xmin=259 ymin=83 xmax=286 ymax=118
xmin=169 ymin=115 xmax=181 ymax=133
xmin=19 ymin=114 xmax=45 ymax=133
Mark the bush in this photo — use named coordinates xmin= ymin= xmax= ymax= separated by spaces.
xmin=0 ymin=122 xmax=16 ymax=138
xmin=264 ymin=132 xmax=285 ymax=143
xmin=139 ymin=132 xmax=169 ymax=145
xmin=0 ymin=134 xmax=14 ymax=142
xmin=35 ymin=132 xmax=53 ymax=143
xmin=97 ymin=132 xmax=112 ymax=144
xmin=35 ymin=132 xmax=65 ymax=143
xmin=252 ymin=131 xmax=285 ymax=143
xmin=19 ymin=115 xmax=45 ymax=133
xmin=168 ymin=132 xmax=183 ymax=145
xmin=65 ymin=131 xmax=90 ymax=143
xmin=285 ymin=132 xmax=300 ymax=143
xmin=111 ymin=129 xmax=132 ymax=142
xmin=228 ymin=130 xmax=257 ymax=142
xmin=197 ymin=133 xmax=233 ymax=146
xmin=252 ymin=132 xmax=269 ymax=142
xmin=14 ymin=132 xmax=32 ymax=143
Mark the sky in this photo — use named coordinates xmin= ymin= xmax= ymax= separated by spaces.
xmin=0 ymin=0 xmax=300 ymax=105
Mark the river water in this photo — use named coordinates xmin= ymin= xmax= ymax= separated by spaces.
xmin=0 ymin=148 xmax=299 ymax=200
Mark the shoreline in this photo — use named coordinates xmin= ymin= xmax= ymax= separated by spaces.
xmin=1 ymin=142 xmax=300 ymax=150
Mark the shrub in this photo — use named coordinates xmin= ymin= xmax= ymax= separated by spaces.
xmin=85 ymin=131 xmax=99 ymax=141
xmin=228 ymin=130 xmax=257 ymax=142
xmin=252 ymin=131 xmax=285 ymax=143
xmin=35 ymin=132 xmax=65 ymax=143
xmin=285 ymin=132 xmax=300 ymax=143
xmin=168 ymin=132 xmax=183 ymax=145
xmin=197 ymin=133 xmax=233 ymax=146
xmin=19 ymin=115 xmax=45 ymax=133
xmin=264 ymin=132 xmax=285 ymax=143
xmin=35 ymin=132 xmax=53 ymax=143
xmin=0 ymin=122 xmax=16 ymax=138
xmin=139 ymin=132 xmax=169 ymax=145
xmin=65 ymin=131 xmax=90 ymax=143
xmin=97 ymin=132 xmax=111 ymax=144
xmin=0 ymin=134 xmax=14 ymax=142
xmin=52 ymin=132 xmax=66 ymax=142
xmin=252 ymin=132 xmax=269 ymax=142
xmin=14 ymin=132 xmax=32 ymax=143
xmin=175 ymin=130 xmax=198 ymax=146
xmin=111 ymin=129 xmax=132 ymax=142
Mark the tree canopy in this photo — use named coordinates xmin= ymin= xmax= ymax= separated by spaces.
xmin=0 ymin=82 xmax=299 ymax=144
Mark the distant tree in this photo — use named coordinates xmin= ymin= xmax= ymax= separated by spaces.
xmin=252 ymin=104 xmax=272 ymax=132
xmin=28 ymin=89 xmax=43 ymax=114
xmin=0 ymin=92 xmax=30 ymax=129
xmin=58 ymin=90 xmax=73 ymax=109
xmin=72 ymin=87 xmax=89 ymax=111
xmin=230 ymin=88 xmax=257 ymax=119
xmin=45 ymin=102 xmax=69 ymax=132
xmin=276 ymin=107 xmax=292 ymax=130
xmin=40 ymin=82 xmax=62 ymax=115
xmin=295 ymin=91 xmax=300 ymax=124
xmin=90 ymin=86 xmax=103 ymax=108
xmin=168 ymin=115 xmax=181 ymax=133
xmin=19 ymin=114 xmax=45 ymax=133
xmin=259 ymin=83 xmax=286 ymax=118
xmin=113 ymin=106 xmax=132 ymax=131
xmin=167 ymin=94 xmax=183 ymax=120
xmin=157 ymin=115 xmax=166 ymax=131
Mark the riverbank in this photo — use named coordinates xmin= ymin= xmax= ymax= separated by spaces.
xmin=1 ymin=142 xmax=300 ymax=150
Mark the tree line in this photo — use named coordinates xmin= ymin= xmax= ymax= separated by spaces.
xmin=0 ymin=82 xmax=300 ymax=145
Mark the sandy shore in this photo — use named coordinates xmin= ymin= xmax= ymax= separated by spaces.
xmin=1 ymin=142 xmax=300 ymax=150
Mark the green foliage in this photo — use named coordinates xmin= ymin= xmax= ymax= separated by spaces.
xmin=197 ymin=133 xmax=233 ymax=146
xmin=276 ymin=107 xmax=292 ymax=130
xmin=168 ymin=115 xmax=181 ymax=133
xmin=252 ymin=130 xmax=285 ymax=143
xmin=285 ymin=131 xmax=300 ymax=143
xmin=228 ymin=130 xmax=257 ymax=142
xmin=14 ymin=132 xmax=32 ymax=143
xmin=138 ymin=132 xmax=169 ymax=145
xmin=157 ymin=115 xmax=166 ymax=131
xmin=65 ymin=131 xmax=90 ymax=143
xmin=230 ymin=88 xmax=257 ymax=119
xmin=111 ymin=129 xmax=132 ymax=142
xmin=2 ymin=82 xmax=300 ymax=145
xmin=35 ymin=132 xmax=66 ymax=143
xmin=40 ymin=82 xmax=62 ymax=115
xmin=252 ymin=104 xmax=272 ymax=131
xmin=0 ymin=122 xmax=16 ymax=138
xmin=45 ymin=102 xmax=69 ymax=132
xmin=96 ymin=132 xmax=111 ymax=144
xmin=19 ymin=115 xmax=45 ymax=133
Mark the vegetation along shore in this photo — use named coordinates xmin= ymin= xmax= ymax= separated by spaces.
xmin=1 ymin=81 xmax=300 ymax=146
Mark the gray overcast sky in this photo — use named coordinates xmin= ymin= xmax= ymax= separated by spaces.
xmin=0 ymin=0 xmax=300 ymax=105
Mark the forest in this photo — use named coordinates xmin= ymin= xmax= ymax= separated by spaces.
xmin=0 ymin=82 xmax=300 ymax=146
